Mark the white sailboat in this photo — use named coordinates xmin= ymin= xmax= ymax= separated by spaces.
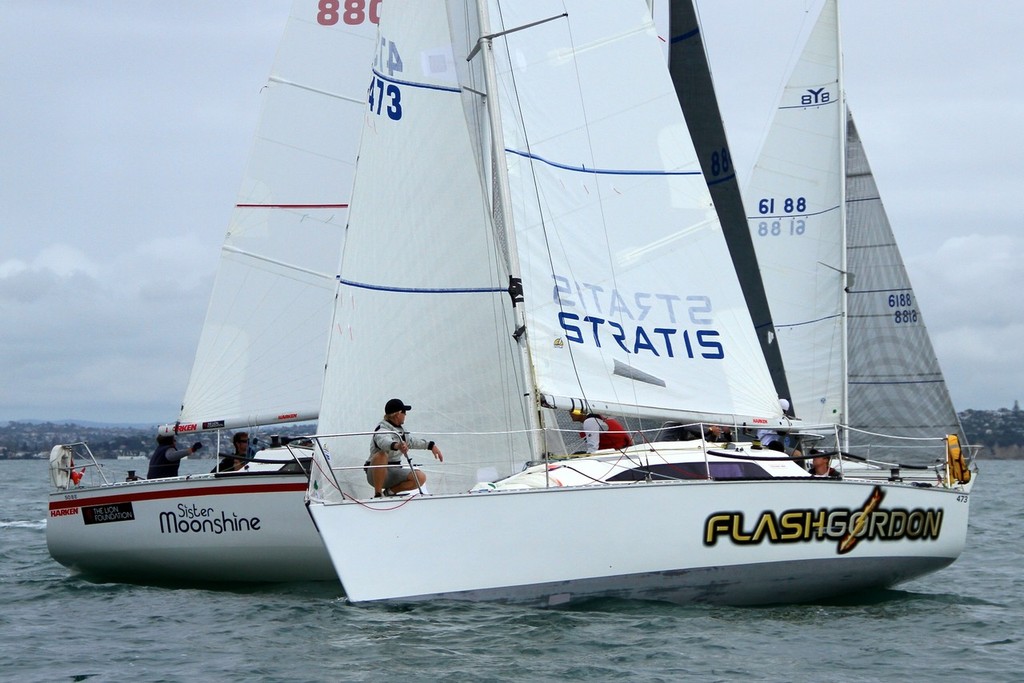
xmin=305 ymin=0 xmax=974 ymax=607
xmin=743 ymin=0 xmax=968 ymax=461
xmin=46 ymin=0 xmax=379 ymax=583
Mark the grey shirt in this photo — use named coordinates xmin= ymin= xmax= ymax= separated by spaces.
xmin=370 ymin=419 xmax=431 ymax=465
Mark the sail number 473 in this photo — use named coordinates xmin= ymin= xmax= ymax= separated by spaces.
xmin=367 ymin=36 xmax=404 ymax=120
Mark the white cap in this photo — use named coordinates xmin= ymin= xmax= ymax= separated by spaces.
xmin=779 ymin=398 xmax=791 ymax=412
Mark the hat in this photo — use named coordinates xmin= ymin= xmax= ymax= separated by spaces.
xmin=570 ymin=408 xmax=586 ymax=417
xmin=385 ymin=398 xmax=411 ymax=414
xmin=779 ymin=398 xmax=791 ymax=412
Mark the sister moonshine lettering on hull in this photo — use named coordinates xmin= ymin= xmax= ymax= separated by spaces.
xmin=159 ymin=503 xmax=261 ymax=535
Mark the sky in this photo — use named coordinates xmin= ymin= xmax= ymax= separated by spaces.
xmin=1 ymin=1 xmax=1020 ymax=424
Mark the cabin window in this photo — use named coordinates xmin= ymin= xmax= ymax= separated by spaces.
xmin=607 ymin=461 xmax=771 ymax=482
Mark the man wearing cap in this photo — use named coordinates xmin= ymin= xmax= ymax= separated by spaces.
xmin=569 ymin=409 xmax=633 ymax=454
xmin=147 ymin=433 xmax=203 ymax=479
xmin=365 ymin=398 xmax=444 ymax=498
xmin=808 ymin=450 xmax=841 ymax=479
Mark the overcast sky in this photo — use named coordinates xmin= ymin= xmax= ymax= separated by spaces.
xmin=1 ymin=1 xmax=1020 ymax=424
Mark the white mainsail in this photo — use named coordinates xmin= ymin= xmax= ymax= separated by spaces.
xmin=175 ymin=2 xmax=378 ymax=432
xmin=745 ymin=0 xmax=965 ymax=455
xmin=491 ymin=5 xmax=783 ymax=425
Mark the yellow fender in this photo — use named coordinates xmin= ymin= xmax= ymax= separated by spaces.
xmin=945 ymin=434 xmax=971 ymax=485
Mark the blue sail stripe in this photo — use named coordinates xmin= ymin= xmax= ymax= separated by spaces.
xmin=849 ymin=379 xmax=948 ymax=386
xmin=669 ymin=28 xmax=701 ymax=45
xmin=505 ymin=148 xmax=702 ymax=177
xmin=337 ymin=276 xmax=503 ymax=295
xmin=779 ymin=97 xmax=841 ymax=112
xmin=373 ymin=68 xmax=461 ymax=94
xmin=375 ymin=71 xmax=697 ymax=178
xmin=746 ymin=204 xmax=841 ymax=221
xmin=706 ymin=172 xmax=737 ymax=186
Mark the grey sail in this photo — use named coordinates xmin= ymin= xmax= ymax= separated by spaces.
xmin=845 ymin=112 xmax=967 ymax=455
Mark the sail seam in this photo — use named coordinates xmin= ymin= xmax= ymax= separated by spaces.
xmin=236 ymin=203 xmax=348 ymax=209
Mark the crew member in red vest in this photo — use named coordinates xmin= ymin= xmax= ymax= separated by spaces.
xmin=569 ymin=409 xmax=633 ymax=453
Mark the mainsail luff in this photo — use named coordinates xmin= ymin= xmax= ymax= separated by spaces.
xmin=468 ymin=0 xmax=546 ymax=454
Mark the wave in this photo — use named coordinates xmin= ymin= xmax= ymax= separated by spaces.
xmin=0 ymin=519 xmax=46 ymax=530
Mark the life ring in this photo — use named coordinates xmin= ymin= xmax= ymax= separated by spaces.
xmin=49 ymin=444 xmax=73 ymax=489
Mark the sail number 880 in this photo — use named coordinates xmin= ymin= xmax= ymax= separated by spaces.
xmin=318 ymin=0 xmax=381 ymax=26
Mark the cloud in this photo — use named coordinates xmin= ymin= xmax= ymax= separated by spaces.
xmin=0 ymin=238 xmax=215 ymax=423
xmin=2 ymin=0 xmax=1020 ymax=422
xmin=907 ymin=233 xmax=1024 ymax=410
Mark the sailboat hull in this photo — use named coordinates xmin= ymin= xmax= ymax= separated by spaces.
xmin=48 ymin=472 xmax=334 ymax=583
xmin=309 ymin=478 xmax=970 ymax=606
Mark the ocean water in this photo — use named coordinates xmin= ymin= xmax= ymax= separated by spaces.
xmin=3 ymin=458 xmax=1021 ymax=683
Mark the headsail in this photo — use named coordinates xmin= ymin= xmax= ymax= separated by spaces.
xmin=174 ymin=2 xmax=378 ymax=433
xmin=744 ymin=0 xmax=846 ymax=427
xmin=745 ymin=0 xmax=965 ymax=456
xmin=845 ymin=113 xmax=966 ymax=450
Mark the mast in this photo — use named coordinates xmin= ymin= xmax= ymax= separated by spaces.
xmin=471 ymin=0 xmax=545 ymax=455
xmin=836 ymin=0 xmax=850 ymax=451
